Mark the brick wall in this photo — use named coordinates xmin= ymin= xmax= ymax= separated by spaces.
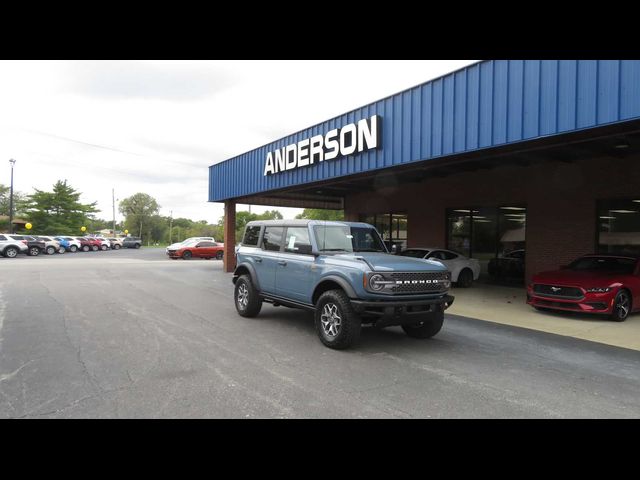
xmin=346 ymin=155 xmax=640 ymax=283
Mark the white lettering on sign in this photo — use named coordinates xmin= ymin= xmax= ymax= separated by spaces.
xmin=263 ymin=115 xmax=382 ymax=176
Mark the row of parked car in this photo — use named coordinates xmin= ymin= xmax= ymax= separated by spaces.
xmin=0 ymin=234 xmax=143 ymax=258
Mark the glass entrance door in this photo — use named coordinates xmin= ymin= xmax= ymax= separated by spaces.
xmin=362 ymin=213 xmax=407 ymax=253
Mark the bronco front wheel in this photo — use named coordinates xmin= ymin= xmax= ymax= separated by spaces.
xmin=315 ymin=290 xmax=361 ymax=350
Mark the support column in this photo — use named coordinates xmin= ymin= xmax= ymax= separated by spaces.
xmin=223 ymin=200 xmax=237 ymax=273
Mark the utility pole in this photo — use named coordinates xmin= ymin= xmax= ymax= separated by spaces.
xmin=8 ymin=159 xmax=16 ymax=234
xmin=112 ymin=188 xmax=116 ymax=236
xmin=169 ymin=210 xmax=173 ymax=244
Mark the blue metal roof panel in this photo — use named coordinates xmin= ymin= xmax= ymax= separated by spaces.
xmin=209 ymin=60 xmax=640 ymax=202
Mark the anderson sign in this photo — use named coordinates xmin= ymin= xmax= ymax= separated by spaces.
xmin=263 ymin=115 xmax=381 ymax=176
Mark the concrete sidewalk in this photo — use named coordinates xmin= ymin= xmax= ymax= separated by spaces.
xmin=447 ymin=283 xmax=640 ymax=352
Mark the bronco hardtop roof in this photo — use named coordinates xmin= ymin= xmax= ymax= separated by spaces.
xmin=245 ymin=219 xmax=374 ymax=228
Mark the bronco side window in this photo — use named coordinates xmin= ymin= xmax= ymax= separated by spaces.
xmin=284 ymin=227 xmax=312 ymax=254
xmin=262 ymin=227 xmax=284 ymax=252
xmin=243 ymin=226 xmax=261 ymax=246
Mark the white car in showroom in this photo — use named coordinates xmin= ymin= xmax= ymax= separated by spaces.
xmin=399 ymin=247 xmax=481 ymax=287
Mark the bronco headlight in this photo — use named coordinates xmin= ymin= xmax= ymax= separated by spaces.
xmin=368 ymin=274 xmax=396 ymax=292
xmin=369 ymin=274 xmax=386 ymax=291
xmin=586 ymin=287 xmax=611 ymax=293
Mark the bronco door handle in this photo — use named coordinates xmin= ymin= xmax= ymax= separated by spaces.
xmin=277 ymin=260 xmax=287 ymax=266
xmin=254 ymin=257 xmax=262 ymax=263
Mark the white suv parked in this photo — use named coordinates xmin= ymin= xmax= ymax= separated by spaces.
xmin=34 ymin=236 xmax=61 ymax=255
xmin=0 ymin=234 xmax=28 ymax=258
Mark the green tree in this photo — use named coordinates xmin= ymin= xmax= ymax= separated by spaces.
xmin=1 ymin=184 xmax=29 ymax=232
xmin=217 ymin=209 xmax=283 ymax=243
xmin=147 ymin=214 xmax=168 ymax=245
xmin=86 ymin=217 xmax=122 ymax=233
xmin=119 ymin=193 xmax=160 ymax=243
xmin=295 ymin=208 xmax=344 ymax=221
xmin=22 ymin=180 xmax=98 ymax=234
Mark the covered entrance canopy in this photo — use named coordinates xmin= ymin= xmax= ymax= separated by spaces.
xmin=210 ymin=60 xmax=640 ymax=273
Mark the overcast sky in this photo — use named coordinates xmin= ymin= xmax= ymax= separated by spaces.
xmin=0 ymin=60 xmax=477 ymax=224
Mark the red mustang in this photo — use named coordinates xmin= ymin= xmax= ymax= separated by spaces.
xmin=527 ymin=254 xmax=640 ymax=322
xmin=166 ymin=240 xmax=224 ymax=260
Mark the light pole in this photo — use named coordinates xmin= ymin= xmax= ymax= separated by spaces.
xmin=169 ymin=210 xmax=173 ymax=244
xmin=8 ymin=159 xmax=16 ymax=234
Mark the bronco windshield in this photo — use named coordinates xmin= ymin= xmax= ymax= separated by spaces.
xmin=313 ymin=225 xmax=387 ymax=253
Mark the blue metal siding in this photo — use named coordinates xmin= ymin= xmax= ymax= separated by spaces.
xmin=209 ymin=60 xmax=640 ymax=202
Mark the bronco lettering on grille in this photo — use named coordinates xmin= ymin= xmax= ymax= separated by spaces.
xmin=396 ymin=280 xmax=441 ymax=284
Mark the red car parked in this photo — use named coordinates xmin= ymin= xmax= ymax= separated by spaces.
xmin=167 ymin=241 xmax=224 ymax=260
xmin=75 ymin=237 xmax=101 ymax=252
xmin=527 ymin=254 xmax=640 ymax=321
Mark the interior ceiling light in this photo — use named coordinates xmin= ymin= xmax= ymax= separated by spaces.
xmin=614 ymin=142 xmax=630 ymax=149
xmin=599 ymin=216 xmax=616 ymax=219
xmin=500 ymin=206 xmax=526 ymax=210
xmin=609 ymin=210 xmax=637 ymax=213
xmin=453 ymin=209 xmax=470 ymax=213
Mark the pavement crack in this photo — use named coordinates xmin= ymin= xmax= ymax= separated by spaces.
xmin=0 ymin=360 xmax=34 ymax=384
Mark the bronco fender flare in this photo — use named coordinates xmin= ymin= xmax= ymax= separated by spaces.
xmin=232 ymin=262 xmax=261 ymax=291
xmin=312 ymin=275 xmax=358 ymax=304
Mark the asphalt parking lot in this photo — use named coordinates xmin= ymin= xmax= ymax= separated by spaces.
xmin=1 ymin=248 xmax=640 ymax=418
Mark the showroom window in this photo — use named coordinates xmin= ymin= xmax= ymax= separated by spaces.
xmin=447 ymin=206 xmax=526 ymax=279
xmin=361 ymin=213 xmax=407 ymax=252
xmin=598 ymin=198 xmax=640 ymax=255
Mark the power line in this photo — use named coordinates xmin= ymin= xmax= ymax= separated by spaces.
xmin=7 ymin=126 xmax=144 ymax=156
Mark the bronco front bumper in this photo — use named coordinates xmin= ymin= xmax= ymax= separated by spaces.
xmin=350 ymin=295 xmax=454 ymax=326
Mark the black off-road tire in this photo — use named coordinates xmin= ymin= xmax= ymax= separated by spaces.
xmin=3 ymin=246 xmax=19 ymax=258
xmin=182 ymin=250 xmax=192 ymax=259
xmin=234 ymin=274 xmax=262 ymax=317
xmin=314 ymin=289 xmax=361 ymax=350
xmin=611 ymin=289 xmax=631 ymax=322
xmin=402 ymin=312 xmax=444 ymax=339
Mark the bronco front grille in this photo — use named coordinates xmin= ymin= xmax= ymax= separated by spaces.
xmin=389 ymin=271 xmax=450 ymax=294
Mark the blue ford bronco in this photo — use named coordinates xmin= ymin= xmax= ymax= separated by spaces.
xmin=233 ymin=220 xmax=454 ymax=349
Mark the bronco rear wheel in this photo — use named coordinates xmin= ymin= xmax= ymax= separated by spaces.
xmin=402 ymin=312 xmax=444 ymax=339
xmin=234 ymin=274 xmax=262 ymax=317
xmin=315 ymin=289 xmax=361 ymax=349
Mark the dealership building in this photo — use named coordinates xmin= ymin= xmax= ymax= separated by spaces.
xmin=209 ymin=60 xmax=640 ymax=284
